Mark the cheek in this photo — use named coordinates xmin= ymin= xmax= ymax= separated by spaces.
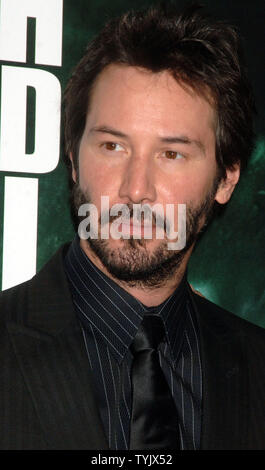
xmin=160 ymin=167 xmax=217 ymax=206
xmin=78 ymin=151 xmax=120 ymax=205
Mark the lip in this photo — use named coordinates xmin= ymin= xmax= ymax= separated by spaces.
xmin=117 ymin=221 xmax=155 ymax=236
xmin=122 ymin=221 xmax=154 ymax=228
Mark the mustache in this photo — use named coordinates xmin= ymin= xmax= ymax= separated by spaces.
xmin=99 ymin=204 xmax=170 ymax=232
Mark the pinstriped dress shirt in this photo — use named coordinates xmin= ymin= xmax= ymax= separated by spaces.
xmin=64 ymin=235 xmax=202 ymax=450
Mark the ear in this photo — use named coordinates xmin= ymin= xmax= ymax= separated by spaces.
xmin=69 ymin=152 xmax=77 ymax=183
xmin=215 ymin=163 xmax=240 ymax=204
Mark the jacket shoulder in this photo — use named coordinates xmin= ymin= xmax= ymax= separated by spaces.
xmin=191 ymin=290 xmax=265 ymax=344
xmin=0 ymin=278 xmax=30 ymax=323
xmin=0 ymin=243 xmax=71 ymax=325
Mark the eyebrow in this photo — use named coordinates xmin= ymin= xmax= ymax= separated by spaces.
xmin=89 ymin=125 xmax=205 ymax=153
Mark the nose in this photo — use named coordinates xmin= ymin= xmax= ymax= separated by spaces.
xmin=118 ymin=153 xmax=157 ymax=204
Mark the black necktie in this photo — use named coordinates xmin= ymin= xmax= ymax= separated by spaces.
xmin=129 ymin=314 xmax=180 ymax=449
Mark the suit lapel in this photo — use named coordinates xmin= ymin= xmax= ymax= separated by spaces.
xmin=7 ymin=244 xmax=109 ymax=450
xmin=189 ymin=290 xmax=249 ymax=450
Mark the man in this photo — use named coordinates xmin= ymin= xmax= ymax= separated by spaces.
xmin=0 ymin=4 xmax=264 ymax=450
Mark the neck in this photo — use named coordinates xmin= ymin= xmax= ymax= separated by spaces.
xmin=79 ymin=238 xmax=193 ymax=307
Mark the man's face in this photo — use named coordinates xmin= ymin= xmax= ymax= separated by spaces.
xmin=71 ymin=65 xmax=237 ymax=287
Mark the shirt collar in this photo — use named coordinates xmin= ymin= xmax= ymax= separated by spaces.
xmin=64 ymin=234 xmax=189 ymax=365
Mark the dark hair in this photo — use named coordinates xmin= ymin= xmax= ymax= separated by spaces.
xmin=63 ymin=2 xmax=255 ymax=179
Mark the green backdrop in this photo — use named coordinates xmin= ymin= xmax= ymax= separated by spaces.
xmin=0 ymin=0 xmax=264 ymax=327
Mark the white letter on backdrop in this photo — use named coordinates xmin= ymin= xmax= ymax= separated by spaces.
xmin=0 ymin=66 xmax=61 ymax=173
xmin=0 ymin=0 xmax=63 ymax=66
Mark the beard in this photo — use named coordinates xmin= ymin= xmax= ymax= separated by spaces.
xmin=71 ymin=176 xmax=221 ymax=289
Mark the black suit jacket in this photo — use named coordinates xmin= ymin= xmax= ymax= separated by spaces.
xmin=0 ymin=243 xmax=264 ymax=450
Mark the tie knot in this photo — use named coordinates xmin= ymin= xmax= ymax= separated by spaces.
xmin=130 ymin=314 xmax=165 ymax=355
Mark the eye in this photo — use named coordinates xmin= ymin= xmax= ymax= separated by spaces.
xmin=164 ymin=150 xmax=184 ymax=160
xmin=102 ymin=142 xmax=124 ymax=152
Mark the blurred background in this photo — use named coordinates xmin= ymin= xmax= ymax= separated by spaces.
xmin=0 ymin=0 xmax=264 ymax=326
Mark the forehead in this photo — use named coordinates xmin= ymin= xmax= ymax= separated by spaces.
xmin=86 ymin=64 xmax=216 ymax=138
